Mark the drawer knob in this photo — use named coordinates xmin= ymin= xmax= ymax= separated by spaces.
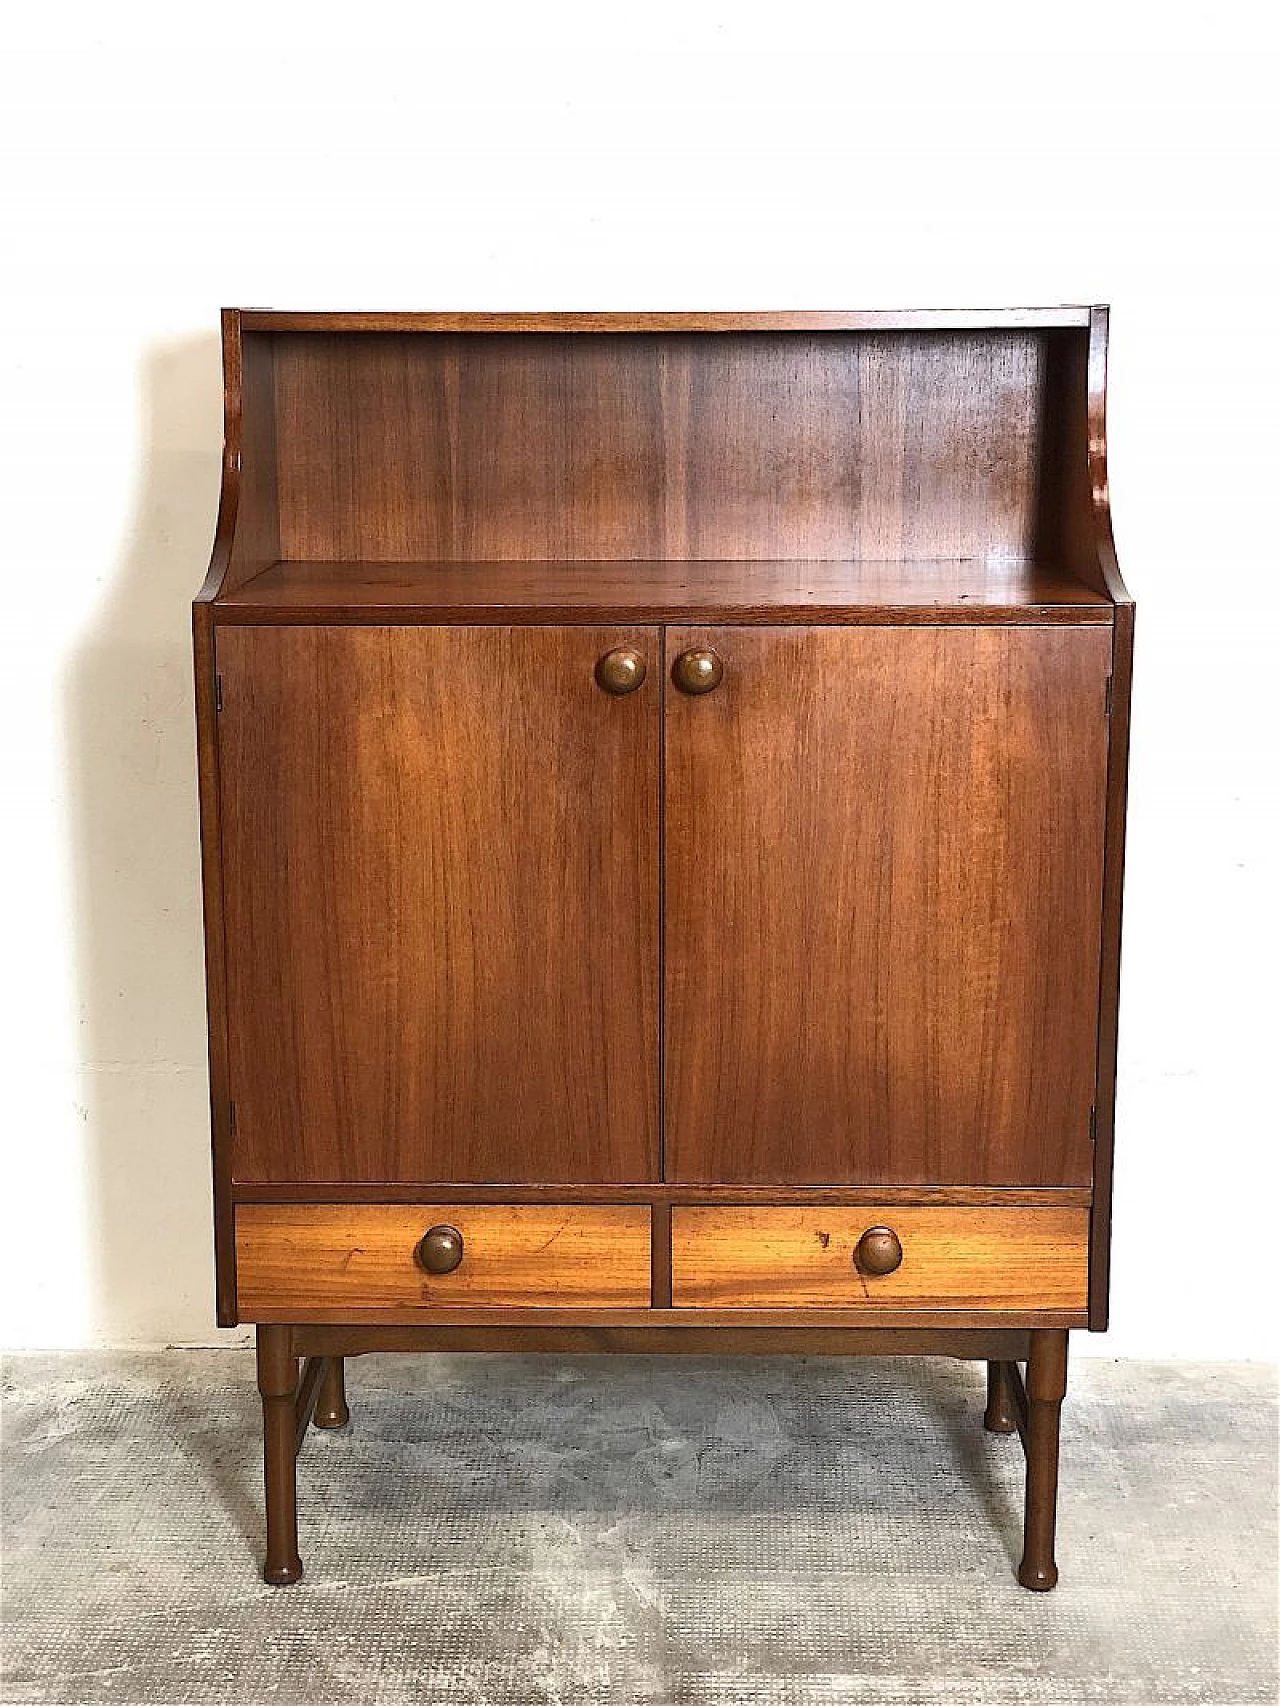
xmin=672 ymin=648 xmax=724 ymax=695
xmin=855 ymin=1225 xmax=903 ymax=1277
xmin=595 ymin=647 xmax=647 ymax=695
xmin=417 ymin=1224 xmax=464 ymax=1275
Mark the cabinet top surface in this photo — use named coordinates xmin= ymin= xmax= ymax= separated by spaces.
xmin=234 ymin=307 xmax=1098 ymax=333
xmin=216 ymin=558 xmax=1113 ymax=625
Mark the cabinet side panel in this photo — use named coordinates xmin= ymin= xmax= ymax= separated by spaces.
xmin=1089 ymin=604 xmax=1134 ymax=1326
xmin=665 ymin=625 xmax=1112 ymax=1187
xmin=217 ymin=626 xmax=660 ymax=1184
xmin=1033 ymin=329 xmax=1105 ymax=595
xmin=222 ymin=330 xmax=280 ymax=594
xmin=193 ymin=604 xmax=236 ymax=1322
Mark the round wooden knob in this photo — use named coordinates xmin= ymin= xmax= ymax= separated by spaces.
xmin=672 ymin=648 xmax=724 ymax=695
xmin=595 ymin=647 xmax=647 ymax=695
xmin=417 ymin=1224 xmax=464 ymax=1275
xmin=855 ymin=1226 xmax=903 ymax=1277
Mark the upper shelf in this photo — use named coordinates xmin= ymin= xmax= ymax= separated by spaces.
xmin=215 ymin=559 xmax=1112 ymax=625
xmin=198 ymin=311 xmax=1129 ymax=615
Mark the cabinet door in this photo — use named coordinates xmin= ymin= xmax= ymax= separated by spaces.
xmin=664 ymin=626 xmax=1111 ymax=1187
xmin=218 ymin=626 xmax=659 ymax=1184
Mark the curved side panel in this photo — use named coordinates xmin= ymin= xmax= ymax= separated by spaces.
xmin=193 ymin=308 xmax=248 ymax=1324
xmin=197 ymin=309 xmax=279 ymax=601
xmin=195 ymin=308 xmax=245 ymax=606
xmin=1086 ymin=305 xmax=1133 ymax=607
xmin=1087 ymin=304 xmax=1134 ymax=1330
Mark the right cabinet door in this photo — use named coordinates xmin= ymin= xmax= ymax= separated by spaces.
xmin=664 ymin=625 xmax=1112 ymax=1187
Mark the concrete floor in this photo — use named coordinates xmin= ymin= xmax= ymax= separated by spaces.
xmin=2 ymin=1353 xmax=1275 ymax=1706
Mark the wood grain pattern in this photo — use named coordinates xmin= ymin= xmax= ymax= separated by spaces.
xmin=195 ymin=314 xmax=280 ymax=1320
xmin=228 ymin=331 xmax=281 ymax=593
xmin=196 ymin=314 xmax=280 ymax=603
xmin=294 ymin=1323 xmax=1037 ymax=1359
xmin=269 ymin=331 xmax=1055 ymax=563
xmin=256 ymin=1325 xmax=301 ymax=1582
xmin=240 ymin=309 xmax=1093 ymax=333
xmin=194 ymin=309 xmax=242 ymax=607
xmin=1083 ymin=308 xmax=1135 ymax=1330
xmin=217 ymin=626 xmax=660 ymax=1184
xmin=192 ymin=601 xmax=235 ymax=1324
xmin=231 ymin=1182 xmax=1093 ymax=1207
xmin=664 ymin=625 xmax=1112 ymax=1187
xmin=1091 ymin=603 xmax=1133 ymax=1326
xmin=1034 ymin=327 xmax=1103 ymax=594
xmin=1019 ymin=1329 xmax=1070 ymax=1589
xmin=215 ymin=558 xmax=1112 ymax=625
xmin=670 ymin=1206 xmax=1089 ymax=1311
xmin=235 ymin=1204 xmax=652 ymax=1316
xmin=251 ymin=1305 xmax=1083 ymax=1329
xmin=651 ymin=1201 xmax=672 ymax=1308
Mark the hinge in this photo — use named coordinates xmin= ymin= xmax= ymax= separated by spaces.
xmin=1104 ymin=675 xmax=1113 ymax=717
xmin=228 ymin=1099 xmax=237 ymax=1137
xmin=215 ymin=673 xmax=224 ymax=714
xmin=1089 ymin=1104 xmax=1097 ymax=1142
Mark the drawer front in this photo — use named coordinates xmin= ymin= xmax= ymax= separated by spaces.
xmin=236 ymin=1204 xmax=652 ymax=1317
xmin=671 ymin=1206 xmax=1089 ymax=1312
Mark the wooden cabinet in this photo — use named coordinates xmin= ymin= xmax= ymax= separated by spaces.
xmin=195 ymin=308 xmax=1132 ymax=1593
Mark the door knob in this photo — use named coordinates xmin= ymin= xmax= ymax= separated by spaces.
xmin=417 ymin=1224 xmax=464 ymax=1275
xmin=595 ymin=647 xmax=647 ymax=695
xmin=854 ymin=1226 xmax=903 ymax=1277
xmin=672 ymin=648 xmax=724 ymax=695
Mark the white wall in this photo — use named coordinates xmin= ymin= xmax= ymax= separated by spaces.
xmin=2 ymin=6 xmax=1276 ymax=1355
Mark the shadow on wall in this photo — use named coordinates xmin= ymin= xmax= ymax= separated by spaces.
xmin=64 ymin=332 xmax=248 ymax=1346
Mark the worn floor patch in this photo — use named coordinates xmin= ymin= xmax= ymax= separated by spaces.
xmin=2 ymin=1353 xmax=1275 ymax=1705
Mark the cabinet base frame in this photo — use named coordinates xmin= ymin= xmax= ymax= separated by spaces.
xmin=256 ymin=1323 xmax=1070 ymax=1591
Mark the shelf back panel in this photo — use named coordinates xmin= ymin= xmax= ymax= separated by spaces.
xmin=264 ymin=330 xmax=1068 ymax=563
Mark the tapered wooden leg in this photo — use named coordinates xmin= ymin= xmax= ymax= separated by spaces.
xmin=984 ymin=1359 xmax=1019 ymax=1433
xmin=256 ymin=1325 xmax=303 ymax=1585
xmin=1018 ymin=1329 xmax=1068 ymax=1592
xmin=313 ymin=1356 xmax=349 ymax=1429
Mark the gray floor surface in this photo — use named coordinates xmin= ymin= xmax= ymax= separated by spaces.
xmin=2 ymin=1352 xmax=1276 ymax=1706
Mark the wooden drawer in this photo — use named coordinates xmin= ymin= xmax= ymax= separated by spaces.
xmin=235 ymin=1204 xmax=652 ymax=1318
xmin=671 ymin=1206 xmax=1089 ymax=1312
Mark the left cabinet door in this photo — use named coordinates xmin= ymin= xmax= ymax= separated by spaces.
xmin=217 ymin=626 xmax=660 ymax=1184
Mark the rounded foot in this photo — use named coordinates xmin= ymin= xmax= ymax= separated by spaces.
xmin=984 ymin=1411 xmax=1018 ymax=1434
xmin=1017 ymin=1559 xmax=1058 ymax=1592
xmin=263 ymin=1557 xmax=303 ymax=1586
xmin=313 ymin=1400 xmax=349 ymax=1430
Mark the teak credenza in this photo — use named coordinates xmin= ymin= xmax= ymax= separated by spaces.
xmin=194 ymin=308 xmax=1132 ymax=1589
